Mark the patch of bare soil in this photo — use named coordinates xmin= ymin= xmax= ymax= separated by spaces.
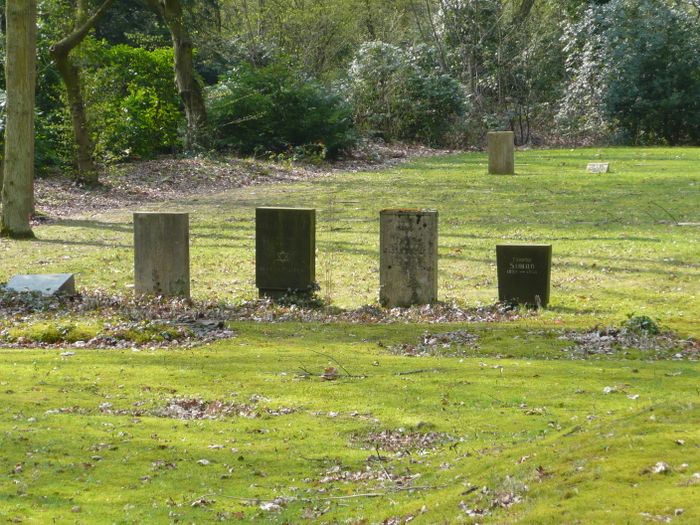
xmin=386 ymin=329 xmax=479 ymax=357
xmin=316 ymin=465 xmax=419 ymax=486
xmin=352 ymin=429 xmax=456 ymax=454
xmin=98 ymin=397 xmax=296 ymax=419
xmin=33 ymin=142 xmax=453 ymax=220
xmin=558 ymin=327 xmax=698 ymax=360
xmin=229 ymin=300 xmax=530 ymax=324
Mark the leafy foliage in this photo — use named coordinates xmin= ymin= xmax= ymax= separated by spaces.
xmin=347 ymin=42 xmax=466 ymax=144
xmin=80 ymin=40 xmax=183 ymax=161
xmin=206 ymin=61 xmax=356 ymax=158
xmin=558 ymin=0 xmax=700 ymax=145
xmin=604 ymin=0 xmax=700 ymax=145
xmin=624 ymin=315 xmax=661 ymax=336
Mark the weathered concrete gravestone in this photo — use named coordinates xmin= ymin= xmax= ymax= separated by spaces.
xmin=379 ymin=209 xmax=438 ymax=308
xmin=487 ymin=131 xmax=515 ymax=175
xmin=496 ymin=244 xmax=552 ymax=308
xmin=5 ymin=273 xmax=75 ymax=296
xmin=587 ymin=162 xmax=610 ymax=174
xmin=133 ymin=212 xmax=190 ymax=298
xmin=256 ymin=207 xmax=316 ymax=298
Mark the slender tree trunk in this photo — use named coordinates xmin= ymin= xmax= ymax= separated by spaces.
xmin=50 ymin=0 xmax=116 ymax=184
xmin=423 ymin=0 xmax=448 ymax=72
xmin=1 ymin=0 xmax=36 ymax=238
xmin=51 ymin=49 xmax=98 ymax=182
xmin=146 ymin=0 xmax=207 ymax=149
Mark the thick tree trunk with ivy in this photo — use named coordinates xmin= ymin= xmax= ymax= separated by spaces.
xmin=1 ymin=0 xmax=36 ymax=239
xmin=50 ymin=0 xmax=115 ymax=184
xmin=146 ymin=0 xmax=207 ymax=149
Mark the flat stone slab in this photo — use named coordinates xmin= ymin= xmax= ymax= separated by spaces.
xmin=587 ymin=162 xmax=610 ymax=173
xmin=5 ymin=274 xmax=76 ymax=296
xmin=496 ymin=245 xmax=551 ymax=308
xmin=256 ymin=207 xmax=316 ymax=297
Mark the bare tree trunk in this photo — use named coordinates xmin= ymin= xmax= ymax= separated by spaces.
xmin=1 ymin=0 xmax=36 ymax=238
xmin=423 ymin=0 xmax=448 ymax=72
xmin=51 ymin=51 xmax=97 ymax=182
xmin=50 ymin=0 xmax=115 ymax=184
xmin=146 ymin=0 xmax=207 ymax=149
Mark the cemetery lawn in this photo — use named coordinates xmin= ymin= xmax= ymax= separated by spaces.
xmin=0 ymin=147 xmax=699 ymax=523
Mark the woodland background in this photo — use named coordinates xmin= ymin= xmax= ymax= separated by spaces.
xmin=1 ymin=0 xmax=699 ymax=185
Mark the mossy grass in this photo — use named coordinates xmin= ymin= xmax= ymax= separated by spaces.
xmin=0 ymin=147 xmax=698 ymax=522
xmin=0 ymin=323 xmax=698 ymax=523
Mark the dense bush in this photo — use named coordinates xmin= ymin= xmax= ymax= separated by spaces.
xmin=347 ymin=42 xmax=466 ymax=144
xmin=81 ymin=40 xmax=183 ymax=161
xmin=605 ymin=1 xmax=700 ymax=145
xmin=207 ymin=61 xmax=356 ymax=158
xmin=557 ymin=0 xmax=700 ymax=145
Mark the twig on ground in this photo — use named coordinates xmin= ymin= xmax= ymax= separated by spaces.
xmin=375 ymin=444 xmax=393 ymax=481
xmin=189 ymin=484 xmax=447 ymax=506
xmin=308 ymin=348 xmax=358 ymax=378
xmin=650 ymin=201 xmax=680 ymax=225
xmin=394 ymin=369 xmax=439 ymax=376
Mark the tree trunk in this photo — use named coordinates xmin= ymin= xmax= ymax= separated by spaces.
xmin=1 ymin=0 xmax=36 ymax=238
xmin=51 ymin=49 xmax=98 ymax=183
xmin=146 ymin=0 xmax=207 ymax=149
xmin=50 ymin=0 xmax=116 ymax=185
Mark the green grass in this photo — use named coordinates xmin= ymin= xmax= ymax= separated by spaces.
xmin=0 ymin=147 xmax=698 ymax=523
xmin=1 ymin=323 xmax=698 ymax=523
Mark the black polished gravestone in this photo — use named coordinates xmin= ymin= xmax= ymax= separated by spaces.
xmin=255 ymin=207 xmax=316 ymax=298
xmin=496 ymin=244 xmax=552 ymax=307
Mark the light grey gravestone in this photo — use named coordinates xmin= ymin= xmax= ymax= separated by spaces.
xmin=487 ymin=131 xmax=515 ymax=175
xmin=5 ymin=274 xmax=76 ymax=296
xmin=256 ymin=207 xmax=316 ymax=298
xmin=587 ymin=162 xmax=610 ymax=174
xmin=133 ymin=212 xmax=190 ymax=298
xmin=379 ymin=209 xmax=438 ymax=308
xmin=496 ymin=244 xmax=552 ymax=308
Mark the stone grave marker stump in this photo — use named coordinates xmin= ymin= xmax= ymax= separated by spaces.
xmin=496 ymin=244 xmax=552 ymax=308
xmin=587 ymin=162 xmax=610 ymax=174
xmin=379 ymin=209 xmax=438 ymax=308
xmin=256 ymin=207 xmax=316 ymax=298
xmin=134 ymin=212 xmax=190 ymax=298
xmin=6 ymin=273 xmax=76 ymax=296
xmin=487 ymin=131 xmax=515 ymax=175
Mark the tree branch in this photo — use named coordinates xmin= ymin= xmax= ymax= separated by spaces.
xmin=50 ymin=0 xmax=116 ymax=56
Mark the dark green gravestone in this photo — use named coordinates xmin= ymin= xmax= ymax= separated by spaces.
xmin=496 ymin=244 xmax=552 ymax=307
xmin=256 ymin=207 xmax=316 ymax=298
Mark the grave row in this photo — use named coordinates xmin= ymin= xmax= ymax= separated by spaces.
xmin=5 ymin=209 xmax=552 ymax=309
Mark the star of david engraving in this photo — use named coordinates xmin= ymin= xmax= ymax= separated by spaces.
xmin=276 ymin=250 xmax=290 ymax=263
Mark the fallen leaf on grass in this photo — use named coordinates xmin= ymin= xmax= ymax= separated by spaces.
xmin=322 ymin=367 xmax=339 ymax=381
xmin=643 ymin=462 xmax=670 ymax=475
xmin=640 ymin=512 xmax=672 ymax=523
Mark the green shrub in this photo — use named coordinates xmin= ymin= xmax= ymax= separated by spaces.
xmin=347 ymin=42 xmax=466 ymax=144
xmin=623 ymin=315 xmax=660 ymax=336
xmin=81 ymin=40 xmax=183 ymax=161
xmin=206 ymin=61 xmax=356 ymax=158
xmin=557 ymin=0 xmax=700 ymax=145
